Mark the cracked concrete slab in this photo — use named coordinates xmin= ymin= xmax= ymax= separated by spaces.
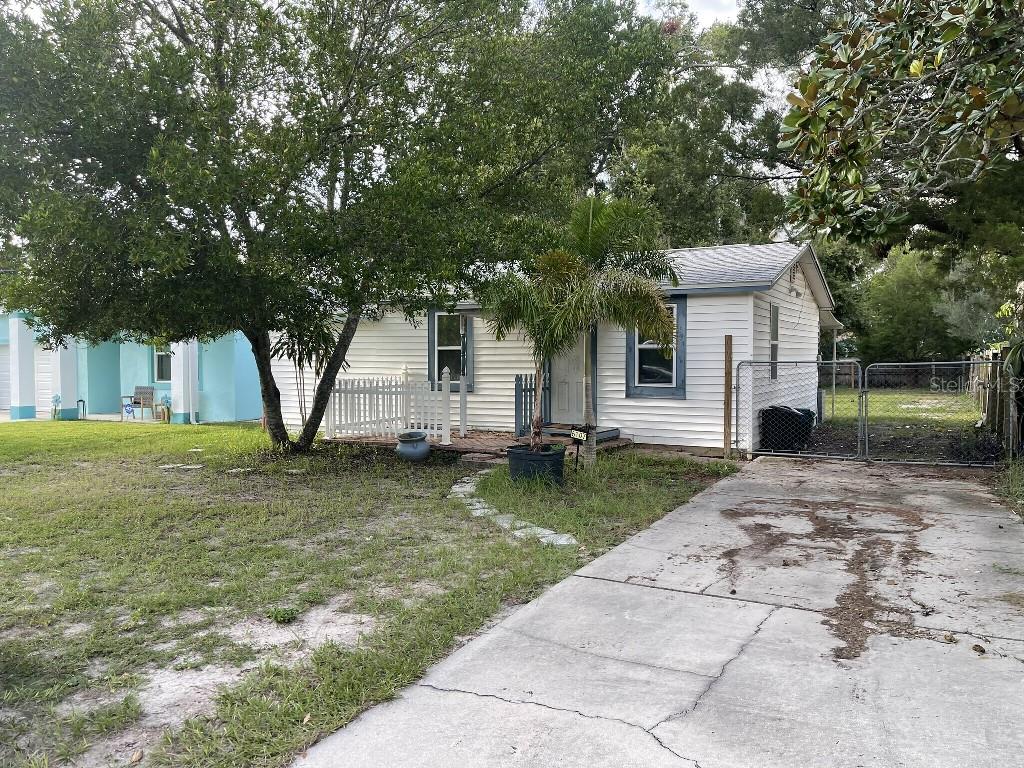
xmin=652 ymin=607 xmax=1024 ymax=768
xmin=293 ymin=684 xmax=696 ymax=768
xmin=293 ymin=458 xmax=1024 ymax=768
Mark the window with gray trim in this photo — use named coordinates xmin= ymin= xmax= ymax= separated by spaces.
xmin=428 ymin=310 xmax=474 ymax=391
xmin=635 ymin=303 xmax=677 ymax=387
xmin=625 ymin=297 xmax=686 ymax=399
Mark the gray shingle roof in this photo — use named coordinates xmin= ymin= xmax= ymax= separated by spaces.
xmin=664 ymin=242 xmax=804 ymax=289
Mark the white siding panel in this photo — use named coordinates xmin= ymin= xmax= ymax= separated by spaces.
xmin=275 ymin=313 xmax=534 ymax=433
xmin=596 ymin=293 xmax=754 ymax=450
xmin=34 ymin=347 xmax=52 ymax=418
xmin=0 ymin=345 xmax=9 ymax=410
xmin=744 ymin=263 xmax=823 ymax=449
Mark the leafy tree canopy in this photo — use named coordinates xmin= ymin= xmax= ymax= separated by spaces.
xmin=608 ymin=14 xmax=790 ymax=245
xmin=732 ymin=0 xmax=862 ymax=70
xmin=0 ymin=0 xmax=675 ymax=450
xmin=857 ymin=247 xmax=973 ymax=364
xmin=782 ymin=0 xmax=1024 ymax=240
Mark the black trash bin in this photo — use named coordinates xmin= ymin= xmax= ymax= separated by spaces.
xmin=759 ymin=405 xmax=813 ymax=451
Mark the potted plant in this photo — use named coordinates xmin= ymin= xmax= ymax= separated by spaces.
xmin=480 ymin=194 xmax=677 ymax=483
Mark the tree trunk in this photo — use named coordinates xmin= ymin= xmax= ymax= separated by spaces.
xmin=582 ymin=327 xmax=597 ymax=466
xmin=294 ymin=311 xmax=363 ymax=451
xmin=530 ymin=359 xmax=544 ymax=451
xmin=244 ymin=327 xmax=292 ymax=449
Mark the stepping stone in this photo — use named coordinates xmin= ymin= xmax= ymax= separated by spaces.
xmin=227 ymin=468 xmax=255 ymax=475
xmin=461 ymin=452 xmax=499 ymax=463
xmin=187 ymin=448 xmax=205 ymax=453
xmin=513 ymin=526 xmax=556 ymax=540
xmin=158 ymin=464 xmax=185 ymax=469
xmin=180 ymin=464 xmax=204 ymax=470
xmin=540 ymin=533 xmax=579 ymax=547
xmin=491 ymin=514 xmax=518 ymax=530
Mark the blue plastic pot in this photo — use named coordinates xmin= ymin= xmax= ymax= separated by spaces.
xmin=396 ymin=431 xmax=431 ymax=462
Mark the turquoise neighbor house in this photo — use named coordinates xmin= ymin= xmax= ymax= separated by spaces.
xmin=0 ymin=312 xmax=262 ymax=423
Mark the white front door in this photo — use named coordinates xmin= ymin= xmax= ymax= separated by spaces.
xmin=549 ymin=337 xmax=585 ymax=425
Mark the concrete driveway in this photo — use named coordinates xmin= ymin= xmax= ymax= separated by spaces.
xmin=295 ymin=458 xmax=1024 ymax=768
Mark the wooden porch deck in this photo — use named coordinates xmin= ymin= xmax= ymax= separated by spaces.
xmin=327 ymin=430 xmax=632 ymax=459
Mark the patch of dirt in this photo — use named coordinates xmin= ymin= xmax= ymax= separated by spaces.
xmin=719 ymin=498 xmax=932 ymax=660
xmin=73 ymin=596 xmax=373 ymax=766
xmin=75 ymin=664 xmax=243 ymax=768
xmin=224 ymin=595 xmax=374 ymax=663
xmin=61 ymin=621 xmax=93 ymax=639
xmin=375 ymin=580 xmax=448 ymax=608
xmin=54 ymin=686 xmax=128 ymax=717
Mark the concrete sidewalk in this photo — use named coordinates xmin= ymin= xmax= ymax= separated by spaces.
xmin=295 ymin=459 xmax=1024 ymax=768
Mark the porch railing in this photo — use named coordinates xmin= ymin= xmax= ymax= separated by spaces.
xmin=325 ymin=366 xmax=466 ymax=444
xmin=514 ymin=372 xmax=551 ymax=437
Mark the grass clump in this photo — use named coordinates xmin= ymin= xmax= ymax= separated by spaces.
xmin=267 ymin=606 xmax=301 ymax=625
xmin=476 ymin=448 xmax=736 ymax=553
xmin=1000 ymin=460 xmax=1024 ymax=519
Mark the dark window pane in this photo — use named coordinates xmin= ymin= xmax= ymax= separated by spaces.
xmin=437 ymin=314 xmax=461 ymax=347
xmin=437 ymin=349 xmax=462 ymax=381
xmin=637 ymin=347 xmax=673 ymax=385
xmin=156 ymin=353 xmax=172 ymax=382
xmin=770 ymin=305 xmax=780 ymax=342
xmin=770 ymin=343 xmax=778 ymax=380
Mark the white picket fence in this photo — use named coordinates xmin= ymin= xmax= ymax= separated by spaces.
xmin=324 ymin=366 xmax=466 ymax=444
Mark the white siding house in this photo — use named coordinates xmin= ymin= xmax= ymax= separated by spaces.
xmin=278 ymin=242 xmax=838 ymax=455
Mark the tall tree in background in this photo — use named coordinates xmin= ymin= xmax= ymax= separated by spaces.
xmin=857 ymin=247 xmax=972 ymax=363
xmin=607 ymin=6 xmax=790 ymax=247
xmin=782 ymin=0 xmax=1024 ymax=240
xmin=780 ymin=0 xmax=1024 ymax=356
xmin=732 ymin=0 xmax=861 ymax=70
xmin=0 ymin=0 xmax=673 ymax=451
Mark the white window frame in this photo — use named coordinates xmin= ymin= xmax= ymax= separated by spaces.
xmin=434 ymin=312 xmax=463 ymax=382
xmin=634 ymin=304 xmax=677 ymax=388
xmin=154 ymin=346 xmax=172 ymax=383
xmin=769 ymin=303 xmax=780 ymax=380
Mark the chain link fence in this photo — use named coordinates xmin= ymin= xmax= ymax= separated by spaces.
xmin=864 ymin=361 xmax=1015 ymax=465
xmin=735 ymin=360 xmax=863 ymax=458
xmin=736 ymin=358 xmax=1019 ymax=465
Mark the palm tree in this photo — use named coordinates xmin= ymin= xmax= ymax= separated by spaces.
xmin=482 ymin=194 xmax=676 ymax=461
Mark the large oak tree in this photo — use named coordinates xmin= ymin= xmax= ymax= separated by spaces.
xmin=0 ymin=0 xmax=673 ymax=450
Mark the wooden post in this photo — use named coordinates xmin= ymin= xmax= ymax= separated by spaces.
xmin=723 ymin=334 xmax=733 ymax=459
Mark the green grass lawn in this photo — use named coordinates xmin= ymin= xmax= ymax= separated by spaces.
xmin=821 ymin=387 xmax=982 ymax=426
xmin=0 ymin=421 xmax=732 ymax=767
xmin=810 ymin=387 xmax=996 ymax=461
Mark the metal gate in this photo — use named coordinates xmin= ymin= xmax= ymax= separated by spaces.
xmin=864 ymin=361 xmax=1017 ymax=465
xmin=735 ymin=360 xmax=864 ymax=459
xmin=735 ymin=358 xmax=1020 ymax=465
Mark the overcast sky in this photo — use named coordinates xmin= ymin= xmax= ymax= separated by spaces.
xmin=640 ymin=0 xmax=740 ymax=29
xmin=688 ymin=0 xmax=740 ymax=27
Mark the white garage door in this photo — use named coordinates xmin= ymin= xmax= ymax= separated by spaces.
xmin=35 ymin=347 xmax=52 ymax=418
xmin=0 ymin=345 xmax=10 ymax=411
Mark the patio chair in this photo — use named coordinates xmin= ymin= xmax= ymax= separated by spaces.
xmin=122 ymin=386 xmax=156 ymax=421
